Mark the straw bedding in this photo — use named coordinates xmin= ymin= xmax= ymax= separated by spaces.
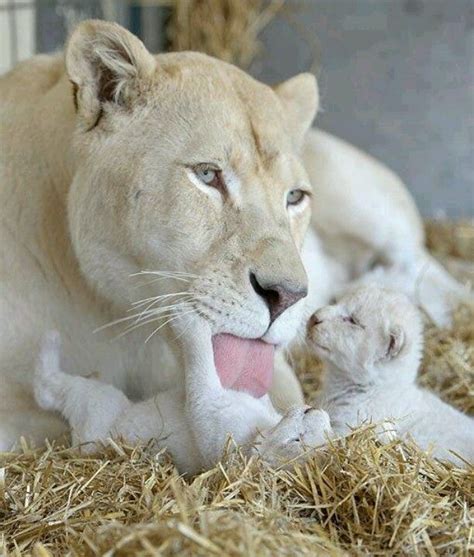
xmin=167 ymin=0 xmax=286 ymax=68
xmin=1 ymin=220 xmax=473 ymax=556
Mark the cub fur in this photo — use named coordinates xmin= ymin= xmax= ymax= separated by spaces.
xmin=34 ymin=326 xmax=331 ymax=474
xmin=307 ymin=287 xmax=474 ymax=465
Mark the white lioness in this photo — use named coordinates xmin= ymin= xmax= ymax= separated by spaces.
xmin=0 ymin=20 xmax=467 ymax=462
xmin=308 ymin=287 xmax=474 ymax=466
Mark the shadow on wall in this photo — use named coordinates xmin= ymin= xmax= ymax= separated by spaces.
xmin=254 ymin=0 xmax=473 ymax=219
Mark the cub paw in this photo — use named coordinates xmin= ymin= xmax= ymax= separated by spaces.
xmin=255 ymin=406 xmax=332 ymax=467
xmin=34 ymin=330 xmax=64 ymax=411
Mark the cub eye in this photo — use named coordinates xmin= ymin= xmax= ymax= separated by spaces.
xmin=286 ymin=189 xmax=308 ymax=207
xmin=193 ymin=164 xmax=224 ymax=190
xmin=343 ymin=314 xmax=363 ymax=328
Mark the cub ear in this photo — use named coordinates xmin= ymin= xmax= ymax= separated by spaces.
xmin=66 ymin=19 xmax=156 ymax=130
xmin=274 ymin=73 xmax=319 ymax=150
xmin=385 ymin=325 xmax=405 ymax=360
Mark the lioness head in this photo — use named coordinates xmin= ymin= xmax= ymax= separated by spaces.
xmin=67 ymin=20 xmax=318 ymax=346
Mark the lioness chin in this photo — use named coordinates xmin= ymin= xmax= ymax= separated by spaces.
xmin=0 ymin=20 xmax=467 ymax=465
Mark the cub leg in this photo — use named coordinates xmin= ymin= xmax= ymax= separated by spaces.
xmin=270 ymin=349 xmax=305 ymax=412
xmin=36 ymin=327 xmax=332 ymax=472
xmin=34 ymin=331 xmax=132 ymax=450
xmin=36 ymin=327 xmax=250 ymax=469
xmin=35 ymin=331 xmax=202 ymax=471
xmin=173 ymin=316 xmax=281 ymax=468
xmin=175 ymin=315 xmax=331 ymax=469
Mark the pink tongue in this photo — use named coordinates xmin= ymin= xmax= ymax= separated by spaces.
xmin=212 ymin=334 xmax=274 ymax=398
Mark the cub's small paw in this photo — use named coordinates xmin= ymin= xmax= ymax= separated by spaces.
xmin=255 ymin=406 xmax=332 ymax=467
xmin=34 ymin=330 xmax=65 ymax=411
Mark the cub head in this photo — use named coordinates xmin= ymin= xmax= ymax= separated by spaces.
xmin=66 ymin=20 xmax=318 ymax=346
xmin=307 ymin=287 xmax=423 ymax=382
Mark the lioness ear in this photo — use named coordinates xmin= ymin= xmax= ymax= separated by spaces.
xmin=66 ymin=19 xmax=155 ymax=130
xmin=274 ymin=73 xmax=319 ymax=149
xmin=385 ymin=325 xmax=405 ymax=360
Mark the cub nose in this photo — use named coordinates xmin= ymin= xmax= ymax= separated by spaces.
xmin=249 ymin=271 xmax=308 ymax=324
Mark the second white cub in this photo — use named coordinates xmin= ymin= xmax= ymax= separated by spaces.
xmin=307 ymin=287 xmax=473 ymax=465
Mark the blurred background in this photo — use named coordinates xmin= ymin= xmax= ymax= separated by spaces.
xmin=1 ymin=0 xmax=472 ymax=218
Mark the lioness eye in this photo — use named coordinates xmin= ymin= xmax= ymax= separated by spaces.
xmin=286 ymin=189 xmax=307 ymax=207
xmin=193 ymin=164 xmax=223 ymax=190
xmin=197 ymin=167 xmax=216 ymax=184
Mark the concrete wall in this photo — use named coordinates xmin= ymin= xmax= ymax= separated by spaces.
xmin=252 ymin=0 xmax=473 ymax=218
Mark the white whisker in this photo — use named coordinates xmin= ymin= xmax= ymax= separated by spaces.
xmin=130 ymin=269 xmax=205 ymax=290
xmin=133 ymin=295 xmax=195 ymax=322
xmin=131 ymin=270 xmax=200 ymax=278
xmin=130 ymin=291 xmax=190 ymax=308
xmin=130 ymin=276 xmax=184 ymax=290
xmin=95 ymin=268 xmax=206 ymax=340
xmin=132 ymin=298 xmax=196 ymax=326
xmin=134 ymin=293 xmax=207 ymax=323
xmin=94 ymin=299 xmax=195 ymax=333
xmin=144 ymin=308 xmax=198 ymax=343
xmin=130 ymin=270 xmax=201 ymax=285
xmin=115 ymin=307 xmax=192 ymax=339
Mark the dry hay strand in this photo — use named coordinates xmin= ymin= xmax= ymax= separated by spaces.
xmin=421 ymin=220 xmax=474 ymax=413
xmin=167 ymin=0 xmax=285 ymax=68
xmin=1 ymin=432 xmax=472 ymax=556
xmin=425 ymin=219 xmax=474 ymax=262
xmin=1 ymin=220 xmax=473 ymax=556
xmin=420 ymin=301 xmax=474 ymax=414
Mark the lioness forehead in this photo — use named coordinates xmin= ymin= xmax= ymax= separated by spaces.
xmin=153 ymin=51 xmax=292 ymax=157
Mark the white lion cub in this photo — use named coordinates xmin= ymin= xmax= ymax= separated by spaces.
xmin=307 ymin=287 xmax=474 ymax=465
xmin=34 ymin=322 xmax=331 ymax=474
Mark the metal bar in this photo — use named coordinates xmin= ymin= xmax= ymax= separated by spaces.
xmin=0 ymin=2 xmax=34 ymax=11
xmin=7 ymin=1 xmax=18 ymax=67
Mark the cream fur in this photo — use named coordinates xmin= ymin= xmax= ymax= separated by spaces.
xmin=308 ymin=287 xmax=474 ymax=466
xmin=0 ymin=21 xmax=316 ymax=454
xmin=0 ymin=20 xmax=469 ymax=465
xmin=34 ymin=326 xmax=331 ymax=474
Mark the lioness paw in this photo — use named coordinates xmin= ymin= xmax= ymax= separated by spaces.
xmin=255 ymin=406 xmax=332 ymax=467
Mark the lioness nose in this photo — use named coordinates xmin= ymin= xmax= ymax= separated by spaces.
xmin=249 ymin=272 xmax=308 ymax=324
